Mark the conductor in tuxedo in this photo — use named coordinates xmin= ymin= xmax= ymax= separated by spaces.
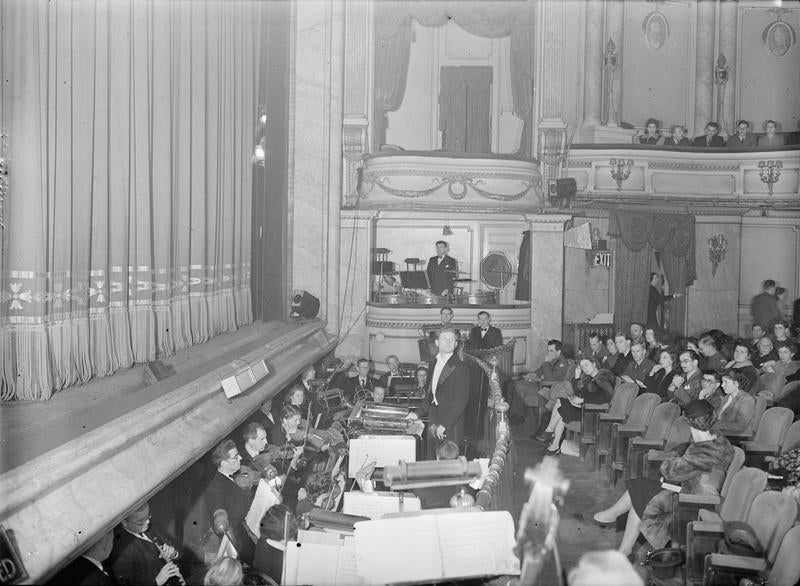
xmin=426 ymin=240 xmax=458 ymax=295
xmin=49 ymin=530 xmax=117 ymax=585
xmin=426 ymin=328 xmax=471 ymax=457
xmin=469 ymin=311 xmax=504 ymax=350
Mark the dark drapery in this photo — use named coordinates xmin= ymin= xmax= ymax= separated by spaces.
xmin=608 ymin=211 xmax=696 ymax=333
xmin=515 ymin=230 xmax=531 ymax=301
xmin=613 ymin=244 xmax=653 ymax=333
xmin=373 ymin=1 xmax=534 ymax=154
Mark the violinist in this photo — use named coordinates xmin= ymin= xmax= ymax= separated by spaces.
xmin=295 ymin=471 xmax=346 ymax=517
xmin=240 ymin=422 xmax=268 ymax=468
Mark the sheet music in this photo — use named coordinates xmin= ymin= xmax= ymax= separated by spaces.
xmin=354 ymin=511 xmax=520 ymax=584
xmin=245 ymin=479 xmax=281 ymax=537
xmin=347 ymin=435 xmax=416 ymax=478
xmin=343 ymin=491 xmax=421 ymax=519
xmin=335 ymin=536 xmax=361 ymax=585
xmin=437 ymin=511 xmax=520 ymax=577
xmin=297 ymin=529 xmax=341 ymax=546
xmin=285 ymin=541 xmax=340 ymax=586
xmin=355 ymin=516 xmax=441 ymax=584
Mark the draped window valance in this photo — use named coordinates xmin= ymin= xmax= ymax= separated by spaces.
xmin=608 ymin=211 xmax=696 ymax=285
xmin=373 ymin=1 xmax=534 ymax=154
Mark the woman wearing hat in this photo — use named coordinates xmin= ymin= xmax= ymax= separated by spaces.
xmin=588 ymin=399 xmax=734 ymax=558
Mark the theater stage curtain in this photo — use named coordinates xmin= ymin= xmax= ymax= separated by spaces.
xmin=373 ymin=1 xmax=534 ymax=153
xmin=1 ymin=0 xmax=261 ymax=400
xmin=609 ymin=211 xmax=696 ymax=333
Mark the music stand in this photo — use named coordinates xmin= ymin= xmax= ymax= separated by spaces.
xmin=399 ymin=271 xmax=429 ymax=290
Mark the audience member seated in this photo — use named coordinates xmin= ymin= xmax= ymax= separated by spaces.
xmin=710 ymin=371 xmax=756 ymax=435
xmin=760 ymin=341 xmax=800 ymax=399
xmin=668 ymin=349 xmax=703 ymax=407
xmin=643 ymin=327 xmax=665 ymax=362
xmin=722 ymin=339 xmax=759 ymax=391
xmin=468 ymin=311 xmax=504 ymax=350
xmin=698 ymin=334 xmax=728 ymax=372
xmin=632 ymin=118 xmax=664 ymax=145
xmin=109 ymin=502 xmax=186 ymax=586
xmin=589 ymin=400 xmax=733 ymax=559
xmin=541 ymin=357 xmax=615 ymax=455
xmin=750 ymin=323 xmax=767 ymax=348
xmin=758 ymin=119 xmax=785 ymax=146
xmin=662 ymin=124 xmax=690 ymax=147
xmin=578 ymin=331 xmax=610 ymax=364
xmin=753 ymin=336 xmax=778 ymax=370
xmin=252 ymin=504 xmax=298 ymax=584
xmin=342 ymin=358 xmax=375 ymax=405
xmin=691 ymin=122 xmax=725 ymax=147
xmin=522 ymin=340 xmax=573 ymax=435
xmin=698 ymin=369 xmax=722 ymax=402
xmin=643 ymin=348 xmax=680 ymax=401
xmin=48 ymin=530 xmax=115 ymax=586
xmin=603 ymin=336 xmax=620 ymax=371
xmin=377 ymin=354 xmax=401 ymax=388
xmin=620 ymin=339 xmax=656 ymax=391
xmin=202 ymin=557 xmax=242 ymax=586
xmin=773 ymin=320 xmax=795 ymax=346
xmin=629 ymin=322 xmax=645 ymax=347
xmin=726 ymin=119 xmax=758 ymax=147
xmin=205 ymin=440 xmax=256 ymax=564
xmin=567 ymin=550 xmax=643 ymax=586
xmin=610 ymin=333 xmax=632 ymax=377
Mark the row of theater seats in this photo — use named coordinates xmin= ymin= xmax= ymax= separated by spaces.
xmin=559 ymin=379 xmax=800 ymax=584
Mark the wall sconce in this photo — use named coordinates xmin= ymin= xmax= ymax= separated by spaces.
xmin=609 ymin=158 xmax=633 ymax=191
xmin=708 ymin=233 xmax=727 ymax=278
xmin=758 ymin=160 xmax=782 ymax=195
xmin=442 ymin=224 xmax=453 ymax=236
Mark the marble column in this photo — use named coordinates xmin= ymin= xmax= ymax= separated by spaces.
xmin=603 ymin=0 xmax=624 ymax=127
xmin=527 ymin=214 xmax=572 ymax=367
xmin=717 ymin=0 xmax=738 ymax=135
xmin=694 ymin=0 xmax=716 ymax=136
xmin=342 ymin=0 xmax=372 ymax=206
xmin=582 ymin=0 xmax=605 ymax=127
xmin=290 ymin=0 xmax=345 ymax=333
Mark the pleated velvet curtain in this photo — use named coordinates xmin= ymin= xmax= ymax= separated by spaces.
xmin=1 ymin=0 xmax=261 ymax=400
xmin=609 ymin=211 xmax=696 ymax=334
xmin=373 ymin=1 xmax=534 ymax=153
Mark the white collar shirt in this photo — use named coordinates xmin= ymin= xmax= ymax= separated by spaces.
xmin=431 ymin=352 xmax=453 ymax=405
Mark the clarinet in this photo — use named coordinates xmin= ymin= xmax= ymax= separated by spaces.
xmin=150 ymin=534 xmax=186 ymax=586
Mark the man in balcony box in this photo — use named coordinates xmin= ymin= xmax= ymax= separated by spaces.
xmin=662 ymin=125 xmax=690 ymax=147
xmin=726 ymin=120 xmax=758 ymax=148
xmin=426 ymin=240 xmax=458 ymax=295
xmin=758 ymin=120 xmax=785 ymax=147
xmin=691 ymin=122 xmax=725 ymax=147
xmin=469 ymin=311 xmax=504 ymax=350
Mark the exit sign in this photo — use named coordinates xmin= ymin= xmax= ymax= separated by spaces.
xmin=592 ymin=251 xmax=612 ymax=268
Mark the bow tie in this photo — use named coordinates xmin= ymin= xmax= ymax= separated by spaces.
xmin=481 ymin=328 xmax=488 ymax=333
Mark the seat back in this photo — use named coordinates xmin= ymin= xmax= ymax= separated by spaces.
xmin=751 ymin=396 xmax=768 ymax=432
xmin=768 ymin=525 xmax=800 ymax=586
xmin=745 ymin=491 xmax=798 ymax=564
xmin=720 ymin=446 xmax=746 ymax=498
xmin=719 ymin=467 xmax=766 ymax=522
xmin=607 ymin=382 xmax=638 ymax=417
xmin=643 ymin=401 xmax=680 ymax=441
xmin=624 ymin=392 xmax=661 ymax=428
xmin=780 ymin=420 xmax=800 ymax=454
xmin=663 ymin=415 xmax=691 ymax=449
xmin=752 ymin=406 xmax=794 ymax=445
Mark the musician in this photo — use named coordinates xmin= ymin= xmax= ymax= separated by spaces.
xmin=342 ymin=358 xmax=375 ymax=404
xmin=48 ymin=530 xmax=116 ymax=585
xmin=252 ymin=504 xmax=298 ymax=584
xmin=240 ymin=422 xmax=269 ymax=468
xmin=204 ymin=440 xmax=256 ymax=564
xmin=238 ymin=397 xmax=279 ymax=436
xmin=298 ymin=364 xmax=316 ymax=393
xmin=295 ymin=471 xmax=346 ymax=517
xmin=108 ymin=502 xmax=185 ymax=586
xmin=377 ymin=355 xmax=401 ymax=389
xmin=469 ymin=311 xmax=504 ymax=350
xmin=416 ymin=366 xmax=429 ymax=393
xmin=371 ymin=386 xmax=386 ymax=403
xmin=426 ymin=327 xmax=471 ymax=457
xmin=426 ymin=240 xmax=458 ymax=295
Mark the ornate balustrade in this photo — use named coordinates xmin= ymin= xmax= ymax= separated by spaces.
xmin=565 ymin=145 xmax=799 ymax=209
xmin=355 ymin=150 xmax=543 ymax=212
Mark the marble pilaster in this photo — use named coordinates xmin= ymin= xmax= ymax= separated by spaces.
xmin=717 ymin=0 xmax=738 ymax=135
xmin=290 ymin=1 xmax=345 ymax=332
xmin=582 ymin=0 xmax=604 ymax=127
xmin=604 ymin=0 xmax=624 ymax=127
xmin=694 ymin=0 xmax=716 ymax=135
xmin=527 ymin=214 xmax=571 ymax=367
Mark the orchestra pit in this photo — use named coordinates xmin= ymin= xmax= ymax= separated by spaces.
xmin=1 ymin=0 xmax=800 ymax=585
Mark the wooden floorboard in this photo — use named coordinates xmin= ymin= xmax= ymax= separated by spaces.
xmin=0 ymin=320 xmax=308 ymax=474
